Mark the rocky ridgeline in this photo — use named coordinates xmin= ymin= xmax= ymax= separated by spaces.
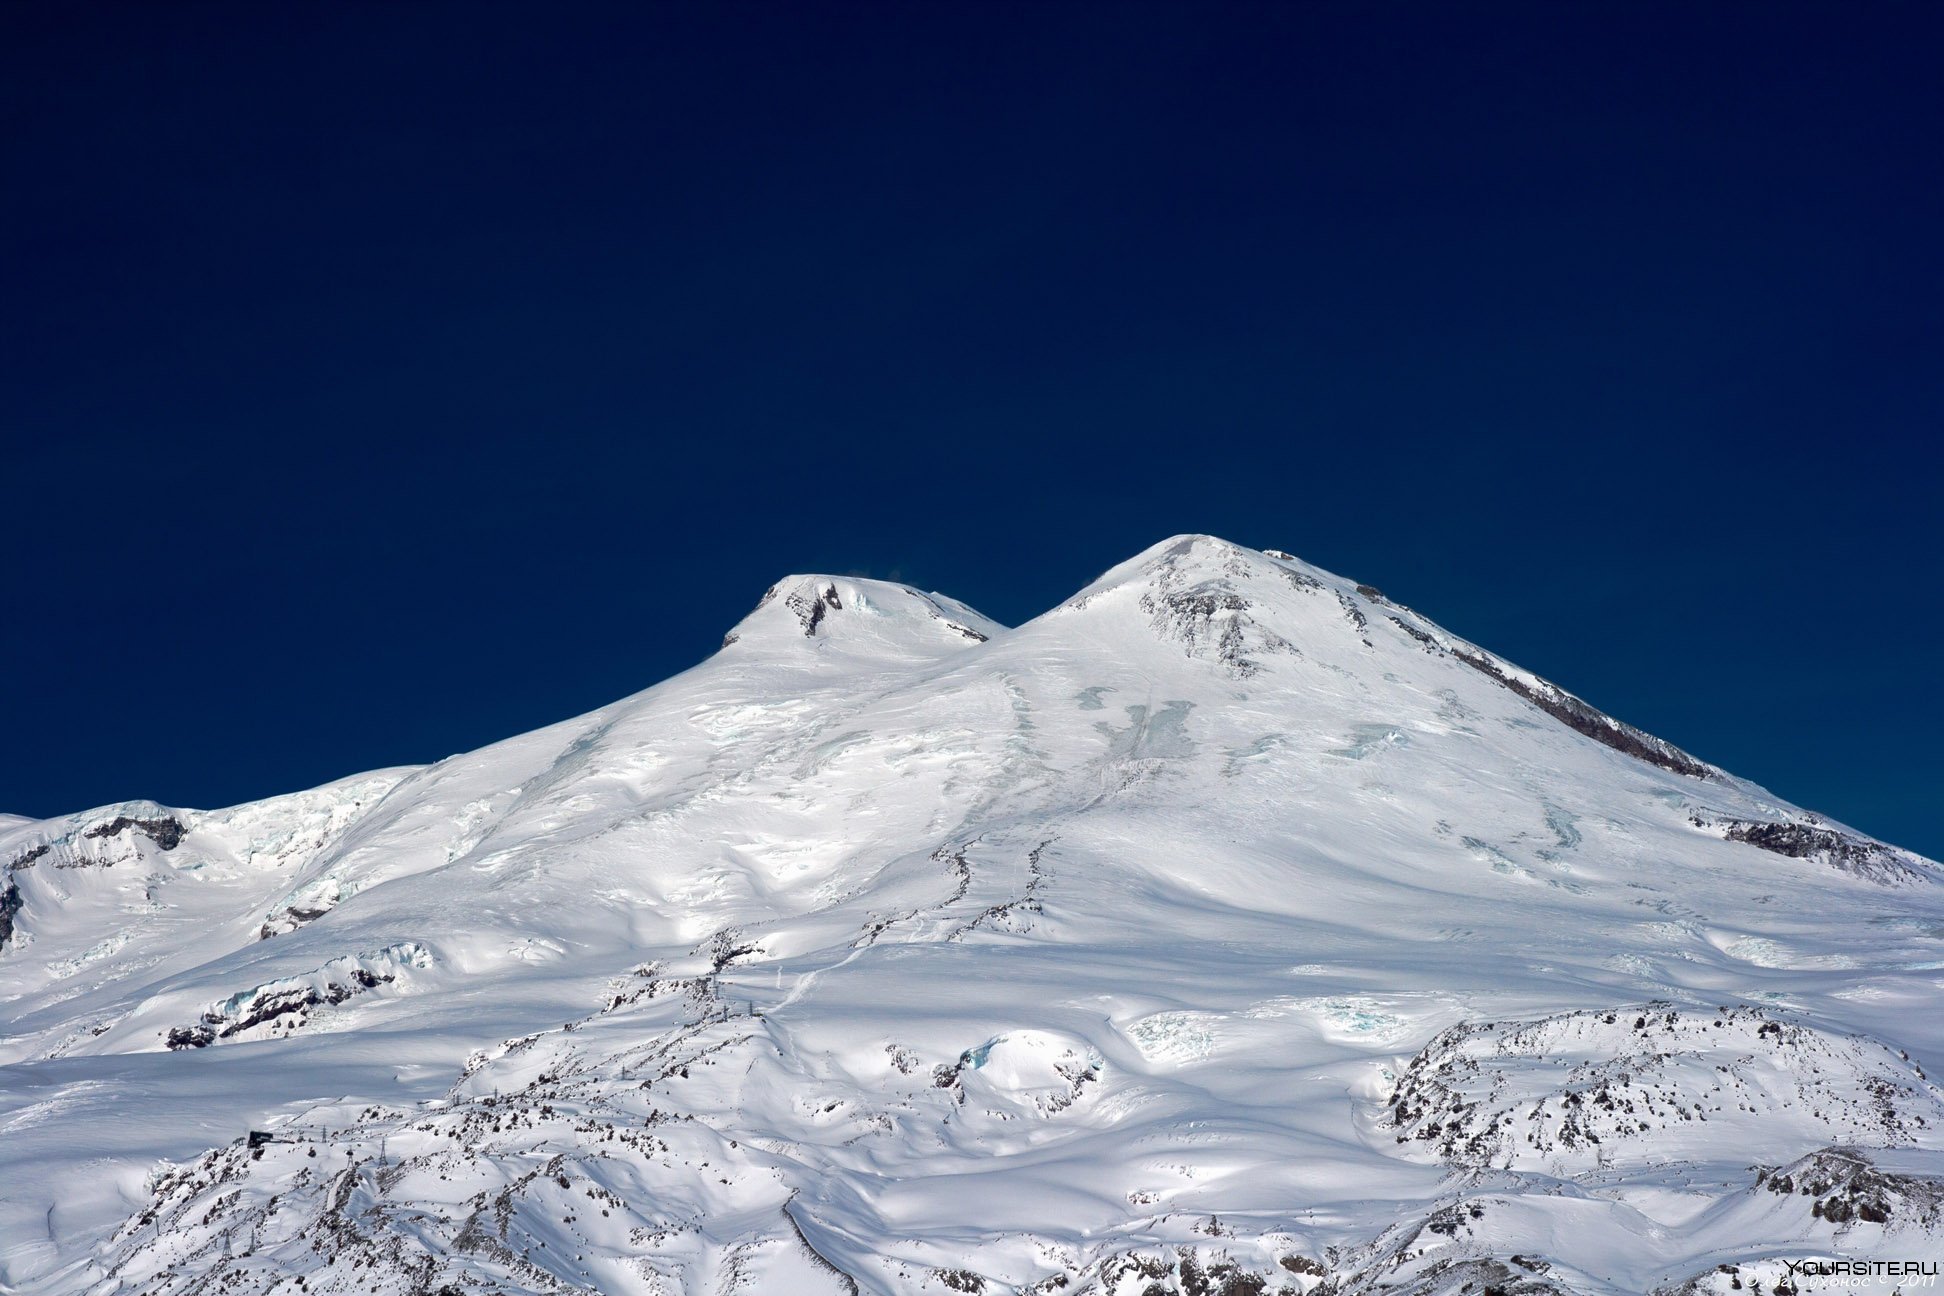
xmin=1688 ymin=812 xmax=1932 ymax=886
xmin=70 ymin=976 xmax=1944 ymax=1293
xmin=106 ymin=1012 xmax=798 ymax=1293
xmin=100 ymin=931 xmax=1337 ymax=1296
xmin=164 ymin=943 xmax=432 ymax=1050
xmin=1384 ymin=1004 xmax=1944 ymax=1174
xmin=11 ymin=537 xmax=1944 ymax=1296
xmin=3 ymin=805 xmax=188 ymax=874
xmin=1321 ymin=1144 xmax=1944 ymax=1296
xmin=1 ymin=774 xmax=404 ymax=955
xmin=1654 ymin=1150 xmax=1944 ymax=1294
xmin=1755 ymin=1145 xmax=1944 ymax=1230
xmin=1 ymin=807 xmax=190 ymax=950
xmin=1136 ymin=542 xmax=1303 ymax=679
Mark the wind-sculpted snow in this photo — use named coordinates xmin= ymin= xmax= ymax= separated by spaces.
xmin=3 ymin=535 xmax=1941 ymax=1294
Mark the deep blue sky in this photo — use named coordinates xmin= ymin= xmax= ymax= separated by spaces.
xmin=3 ymin=3 xmax=1940 ymax=856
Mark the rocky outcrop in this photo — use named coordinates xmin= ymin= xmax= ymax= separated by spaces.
xmin=1695 ymin=814 xmax=1931 ymax=886
xmin=0 ymin=877 xmax=22 ymax=948
xmin=82 ymin=815 xmax=188 ymax=850
xmin=1756 ymin=1146 xmax=1944 ymax=1229
xmin=166 ymin=944 xmax=428 ymax=1049
xmin=1448 ymin=647 xmax=1711 ymax=778
xmin=1384 ymin=1004 xmax=1943 ymax=1174
xmin=787 ymin=582 xmax=844 ymax=635
xmin=1134 ymin=540 xmax=1300 ymax=678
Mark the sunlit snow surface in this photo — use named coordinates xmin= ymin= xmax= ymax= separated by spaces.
xmin=2 ymin=537 xmax=1940 ymax=1294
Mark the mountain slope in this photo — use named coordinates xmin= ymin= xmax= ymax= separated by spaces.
xmin=2 ymin=536 xmax=1938 ymax=1294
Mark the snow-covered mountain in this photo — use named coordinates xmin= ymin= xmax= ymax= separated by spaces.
xmin=3 ymin=535 xmax=1939 ymax=1295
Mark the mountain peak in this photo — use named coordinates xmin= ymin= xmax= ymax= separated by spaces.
xmin=1040 ymin=534 xmax=1735 ymax=785
xmin=1063 ymin=533 xmax=1344 ymax=610
xmin=6 ymin=536 xmax=1939 ymax=1296
xmin=1075 ymin=533 xmax=1281 ymax=590
xmin=718 ymin=574 xmax=1004 ymax=660
xmin=1048 ymin=533 xmax=1371 ymax=676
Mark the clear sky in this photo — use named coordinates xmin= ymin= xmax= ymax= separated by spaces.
xmin=4 ymin=3 xmax=1940 ymax=858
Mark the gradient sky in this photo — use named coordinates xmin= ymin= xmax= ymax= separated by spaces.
xmin=4 ymin=3 xmax=1940 ymax=858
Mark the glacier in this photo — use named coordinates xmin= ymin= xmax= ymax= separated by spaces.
xmin=1 ymin=535 xmax=1939 ymax=1294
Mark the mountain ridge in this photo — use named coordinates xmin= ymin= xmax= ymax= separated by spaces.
xmin=1 ymin=534 xmax=1938 ymax=1294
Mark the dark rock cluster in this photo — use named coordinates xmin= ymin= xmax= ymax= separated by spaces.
xmin=1756 ymin=1146 xmax=1944 ymax=1229
xmin=166 ymin=968 xmax=397 ymax=1049
xmin=1448 ymin=647 xmax=1712 ymax=778
xmin=83 ymin=815 xmax=189 ymax=850
xmin=787 ymin=582 xmax=844 ymax=636
xmin=1700 ymin=814 xmax=1930 ymax=886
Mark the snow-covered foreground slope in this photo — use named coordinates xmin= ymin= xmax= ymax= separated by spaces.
xmin=3 ymin=536 xmax=1940 ymax=1295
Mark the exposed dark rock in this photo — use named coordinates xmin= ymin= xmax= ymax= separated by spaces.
xmin=707 ymin=932 xmax=760 ymax=975
xmin=1337 ymin=593 xmax=1370 ymax=640
xmin=221 ymin=971 xmax=395 ymax=1038
xmin=1376 ymin=1257 xmax=1576 ymax=1295
xmin=0 ymin=877 xmax=22 ymax=947
xmin=1701 ymin=815 xmax=1929 ymax=886
xmin=906 ymin=588 xmax=991 ymax=641
xmin=1154 ymin=590 xmax=1249 ymax=617
xmin=1096 ymin=1249 xmax=1278 ymax=1296
xmin=172 ymin=967 xmax=398 ymax=1047
xmin=1450 ymin=647 xmax=1711 ymax=778
xmin=83 ymin=815 xmax=188 ymax=850
xmin=1277 ymin=566 xmax=1323 ymax=592
xmin=785 ymin=583 xmax=844 ymax=636
xmin=1355 ymin=584 xmax=1385 ymax=602
xmin=1384 ymin=1003 xmax=1940 ymax=1170
xmin=1387 ymin=615 xmax=1441 ymax=652
xmin=1425 ymin=1202 xmax=1486 ymax=1235
xmin=1141 ymin=587 xmax=1293 ymax=678
xmin=7 ymin=843 xmax=49 ymax=871
xmin=1756 ymin=1146 xmax=1944 ymax=1229
xmin=258 ymin=903 xmax=334 ymax=941
xmin=949 ymin=839 xmax=1052 ymax=939
xmin=782 ymin=1198 xmax=861 ymax=1296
